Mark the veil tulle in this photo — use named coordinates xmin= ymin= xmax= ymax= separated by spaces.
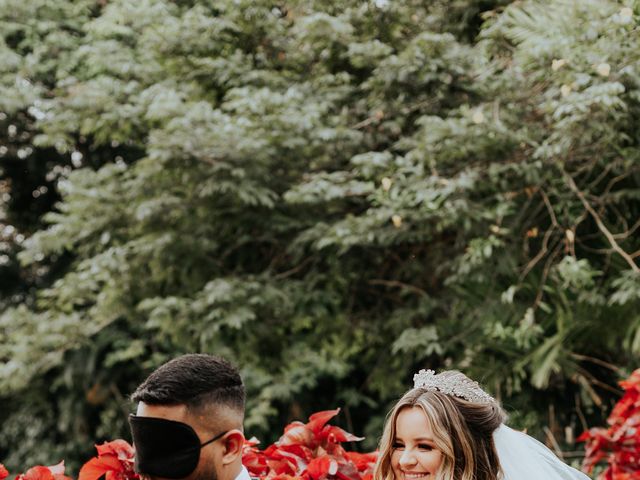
xmin=493 ymin=424 xmax=590 ymax=479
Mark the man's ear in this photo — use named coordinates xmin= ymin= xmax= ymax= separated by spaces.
xmin=221 ymin=429 xmax=245 ymax=465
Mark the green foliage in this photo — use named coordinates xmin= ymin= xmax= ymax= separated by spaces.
xmin=1 ymin=0 xmax=640 ymax=472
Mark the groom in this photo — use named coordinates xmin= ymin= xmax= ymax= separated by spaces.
xmin=129 ymin=354 xmax=250 ymax=480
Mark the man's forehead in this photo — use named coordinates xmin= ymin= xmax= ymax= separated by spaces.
xmin=136 ymin=402 xmax=190 ymax=423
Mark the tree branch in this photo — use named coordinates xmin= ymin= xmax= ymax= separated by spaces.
xmin=570 ymin=353 xmax=622 ymax=373
xmin=565 ymin=173 xmax=639 ymax=273
xmin=520 ymin=190 xmax=560 ymax=281
xmin=273 ymin=256 xmax=314 ymax=279
xmin=368 ymin=279 xmax=428 ymax=297
xmin=613 ymin=217 xmax=640 ymax=240
xmin=540 ymin=189 xmax=559 ymax=227
xmin=533 ymin=242 xmax=562 ymax=309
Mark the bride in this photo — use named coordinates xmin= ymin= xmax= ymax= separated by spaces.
xmin=373 ymin=369 xmax=590 ymax=480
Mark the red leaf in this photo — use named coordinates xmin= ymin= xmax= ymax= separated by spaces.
xmin=335 ymin=462 xmax=361 ymax=480
xmin=271 ymin=475 xmax=304 ymax=480
xmin=278 ymin=445 xmax=314 ymax=463
xmin=307 ymin=410 xmax=340 ymax=435
xmin=242 ymin=450 xmax=269 ymax=477
xmin=96 ymin=441 xmax=135 ymax=461
xmin=21 ymin=467 xmax=54 ymax=480
xmin=319 ymin=426 xmax=364 ymax=444
xmin=285 ymin=422 xmax=306 ymax=432
xmin=577 ymin=430 xmax=592 ymax=443
xmin=244 ymin=437 xmax=261 ymax=448
xmin=243 ymin=438 xmax=268 ymax=476
xmin=79 ymin=455 xmax=124 ymax=480
xmin=344 ymin=452 xmax=378 ymax=471
xmin=306 ymin=457 xmax=332 ymax=480
xmin=266 ymin=458 xmax=297 ymax=476
xmin=0 ymin=464 xmax=9 ymax=480
xmin=15 ymin=463 xmax=71 ymax=480
xmin=280 ymin=424 xmax=314 ymax=447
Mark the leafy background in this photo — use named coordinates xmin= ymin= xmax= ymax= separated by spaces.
xmin=1 ymin=0 xmax=639 ymax=474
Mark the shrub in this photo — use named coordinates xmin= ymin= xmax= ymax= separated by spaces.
xmin=580 ymin=369 xmax=640 ymax=479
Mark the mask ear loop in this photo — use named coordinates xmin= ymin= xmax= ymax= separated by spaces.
xmin=200 ymin=430 xmax=229 ymax=449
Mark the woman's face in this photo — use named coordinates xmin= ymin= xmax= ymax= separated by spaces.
xmin=391 ymin=407 xmax=443 ymax=480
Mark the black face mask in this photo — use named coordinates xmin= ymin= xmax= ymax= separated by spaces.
xmin=129 ymin=414 xmax=228 ymax=479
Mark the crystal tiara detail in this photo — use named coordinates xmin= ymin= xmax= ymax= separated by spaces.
xmin=412 ymin=369 xmax=495 ymax=404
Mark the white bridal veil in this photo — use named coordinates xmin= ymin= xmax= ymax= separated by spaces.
xmin=493 ymin=424 xmax=590 ymax=480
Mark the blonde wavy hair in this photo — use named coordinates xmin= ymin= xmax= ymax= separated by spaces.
xmin=374 ymin=371 xmax=506 ymax=480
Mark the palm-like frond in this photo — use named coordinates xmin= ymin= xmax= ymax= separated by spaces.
xmin=482 ymin=0 xmax=618 ymax=68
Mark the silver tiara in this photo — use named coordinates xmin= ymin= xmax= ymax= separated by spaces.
xmin=412 ymin=369 xmax=494 ymax=404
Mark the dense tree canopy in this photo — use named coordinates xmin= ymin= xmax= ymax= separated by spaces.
xmin=1 ymin=0 xmax=639 ymax=472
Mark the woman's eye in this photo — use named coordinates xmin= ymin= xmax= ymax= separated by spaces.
xmin=418 ymin=444 xmax=433 ymax=451
xmin=392 ymin=442 xmax=405 ymax=449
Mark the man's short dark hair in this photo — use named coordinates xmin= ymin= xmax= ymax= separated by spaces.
xmin=131 ymin=354 xmax=245 ymax=413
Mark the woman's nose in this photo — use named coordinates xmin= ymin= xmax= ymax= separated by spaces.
xmin=398 ymin=449 xmax=417 ymax=468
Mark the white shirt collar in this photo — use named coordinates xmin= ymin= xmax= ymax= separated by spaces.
xmin=235 ymin=466 xmax=252 ymax=480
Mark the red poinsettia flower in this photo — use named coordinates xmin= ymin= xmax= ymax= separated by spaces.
xmin=279 ymin=410 xmax=363 ymax=451
xmin=1 ymin=464 xmax=9 ymax=480
xmin=242 ymin=408 xmax=375 ymax=480
xmin=344 ymin=452 xmax=377 ymax=473
xmin=79 ymin=440 xmax=138 ymax=480
xmin=243 ymin=438 xmax=270 ymax=477
xmin=15 ymin=462 xmax=71 ymax=480
xmin=307 ymin=410 xmax=364 ymax=446
xmin=580 ymin=369 xmax=640 ymax=479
